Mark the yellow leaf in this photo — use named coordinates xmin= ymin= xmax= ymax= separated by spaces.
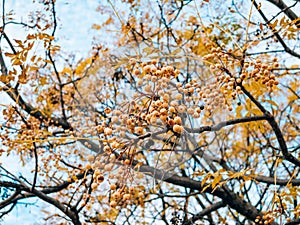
xmin=14 ymin=39 xmax=23 ymax=46
xmin=40 ymin=77 xmax=48 ymax=85
xmin=280 ymin=16 xmax=286 ymax=27
xmin=142 ymin=47 xmax=154 ymax=54
xmin=201 ymin=173 xmax=211 ymax=186
xmin=183 ymin=30 xmax=194 ymax=39
xmin=44 ymin=59 xmax=53 ymax=64
xmin=290 ymin=64 xmax=299 ymax=69
xmin=27 ymin=34 xmax=36 ymax=39
xmin=30 ymin=66 xmax=39 ymax=71
xmin=287 ymin=33 xmax=296 ymax=40
xmin=291 ymin=17 xmax=300 ymax=27
xmin=236 ymin=105 xmax=243 ymax=118
xmin=270 ymin=19 xmax=278 ymax=29
xmin=171 ymin=48 xmax=182 ymax=55
xmin=251 ymin=109 xmax=263 ymax=116
xmin=104 ymin=17 xmax=113 ymax=26
xmin=31 ymin=55 xmax=36 ymax=62
xmin=201 ymin=184 xmax=211 ymax=192
xmin=252 ymin=40 xmax=260 ymax=46
xmin=257 ymin=2 xmax=261 ymax=10
xmin=92 ymin=24 xmax=101 ymax=30
xmin=212 ymin=174 xmax=222 ymax=188
xmin=243 ymin=176 xmax=251 ymax=181
xmin=263 ymin=99 xmax=278 ymax=107
xmin=12 ymin=59 xmax=21 ymax=65
xmin=4 ymin=52 xmax=15 ymax=57
xmin=62 ymin=67 xmax=72 ymax=75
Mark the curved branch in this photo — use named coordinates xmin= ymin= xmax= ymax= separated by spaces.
xmin=185 ymin=115 xmax=268 ymax=133
xmin=0 ymin=180 xmax=81 ymax=225
xmin=2 ymin=85 xmax=71 ymax=129
xmin=30 ymin=185 xmax=80 ymax=225
xmin=183 ymin=201 xmax=226 ymax=225
xmin=253 ymin=0 xmax=300 ymax=59
xmin=80 ymin=139 xmax=276 ymax=225
xmin=286 ymin=218 xmax=300 ymax=225
xmin=253 ymin=175 xmax=300 ymax=186
xmin=241 ymin=85 xmax=300 ymax=167
xmin=266 ymin=0 xmax=300 ymax=28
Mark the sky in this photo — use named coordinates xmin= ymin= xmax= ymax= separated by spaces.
xmin=8 ymin=0 xmax=99 ymax=52
xmin=1 ymin=0 xmax=300 ymax=224
xmin=1 ymin=1 xmax=101 ymax=224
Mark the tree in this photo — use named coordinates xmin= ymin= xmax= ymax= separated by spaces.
xmin=0 ymin=0 xmax=300 ymax=224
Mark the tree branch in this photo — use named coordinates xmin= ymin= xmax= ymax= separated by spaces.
xmin=80 ymin=139 xmax=275 ymax=225
xmin=253 ymin=0 xmax=300 ymax=59
xmin=183 ymin=201 xmax=226 ymax=225
xmin=185 ymin=115 xmax=268 ymax=133
xmin=285 ymin=218 xmax=300 ymax=225
xmin=0 ymin=180 xmax=81 ymax=225
xmin=241 ymin=85 xmax=300 ymax=167
xmin=266 ymin=0 xmax=300 ymax=28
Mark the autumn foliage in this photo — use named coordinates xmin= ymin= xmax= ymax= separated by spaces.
xmin=0 ymin=0 xmax=300 ymax=224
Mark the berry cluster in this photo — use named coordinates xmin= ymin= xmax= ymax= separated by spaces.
xmin=109 ymin=184 xmax=145 ymax=208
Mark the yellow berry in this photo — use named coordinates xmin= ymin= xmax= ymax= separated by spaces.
xmin=87 ymin=155 xmax=94 ymax=162
xmin=85 ymin=163 xmax=92 ymax=170
xmin=193 ymin=112 xmax=200 ymax=118
xmin=187 ymin=107 xmax=194 ymax=115
xmin=104 ymin=127 xmax=113 ymax=136
xmin=124 ymin=159 xmax=131 ymax=165
xmin=112 ymin=192 xmax=121 ymax=200
xmin=175 ymin=94 xmax=182 ymax=100
xmin=97 ymin=175 xmax=104 ymax=183
xmin=110 ymin=184 xmax=117 ymax=190
xmin=110 ymin=200 xmax=117 ymax=208
xmin=94 ymin=169 xmax=101 ymax=176
xmin=173 ymin=124 xmax=184 ymax=134
xmin=123 ymin=193 xmax=131 ymax=201
xmin=104 ymin=107 xmax=112 ymax=114
xmin=91 ymin=183 xmax=98 ymax=189
xmin=143 ymin=65 xmax=151 ymax=73
xmin=138 ymin=192 xmax=144 ymax=198
xmin=151 ymin=59 xmax=157 ymax=65
xmin=177 ymin=105 xmax=185 ymax=113
xmin=135 ymin=126 xmax=144 ymax=135
xmin=96 ymin=125 xmax=104 ymax=133
xmin=144 ymin=84 xmax=152 ymax=92
xmin=169 ymin=106 xmax=176 ymax=113
xmin=129 ymin=58 xmax=136 ymax=65
xmin=104 ymin=145 xmax=111 ymax=153
xmin=174 ymin=116 xmax=182 ymax=124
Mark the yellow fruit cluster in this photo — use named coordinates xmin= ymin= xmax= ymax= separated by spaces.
xmin=109 ymin=184 xmax=146 ymax=208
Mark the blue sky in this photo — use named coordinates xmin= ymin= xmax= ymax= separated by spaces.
xmin=1 ymin=1 xmax=101 ymax=224
xmin=1 ymin=0 xmax=300 ymax=224
xmin=6 ymin=0 xmax=99 ymax=53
